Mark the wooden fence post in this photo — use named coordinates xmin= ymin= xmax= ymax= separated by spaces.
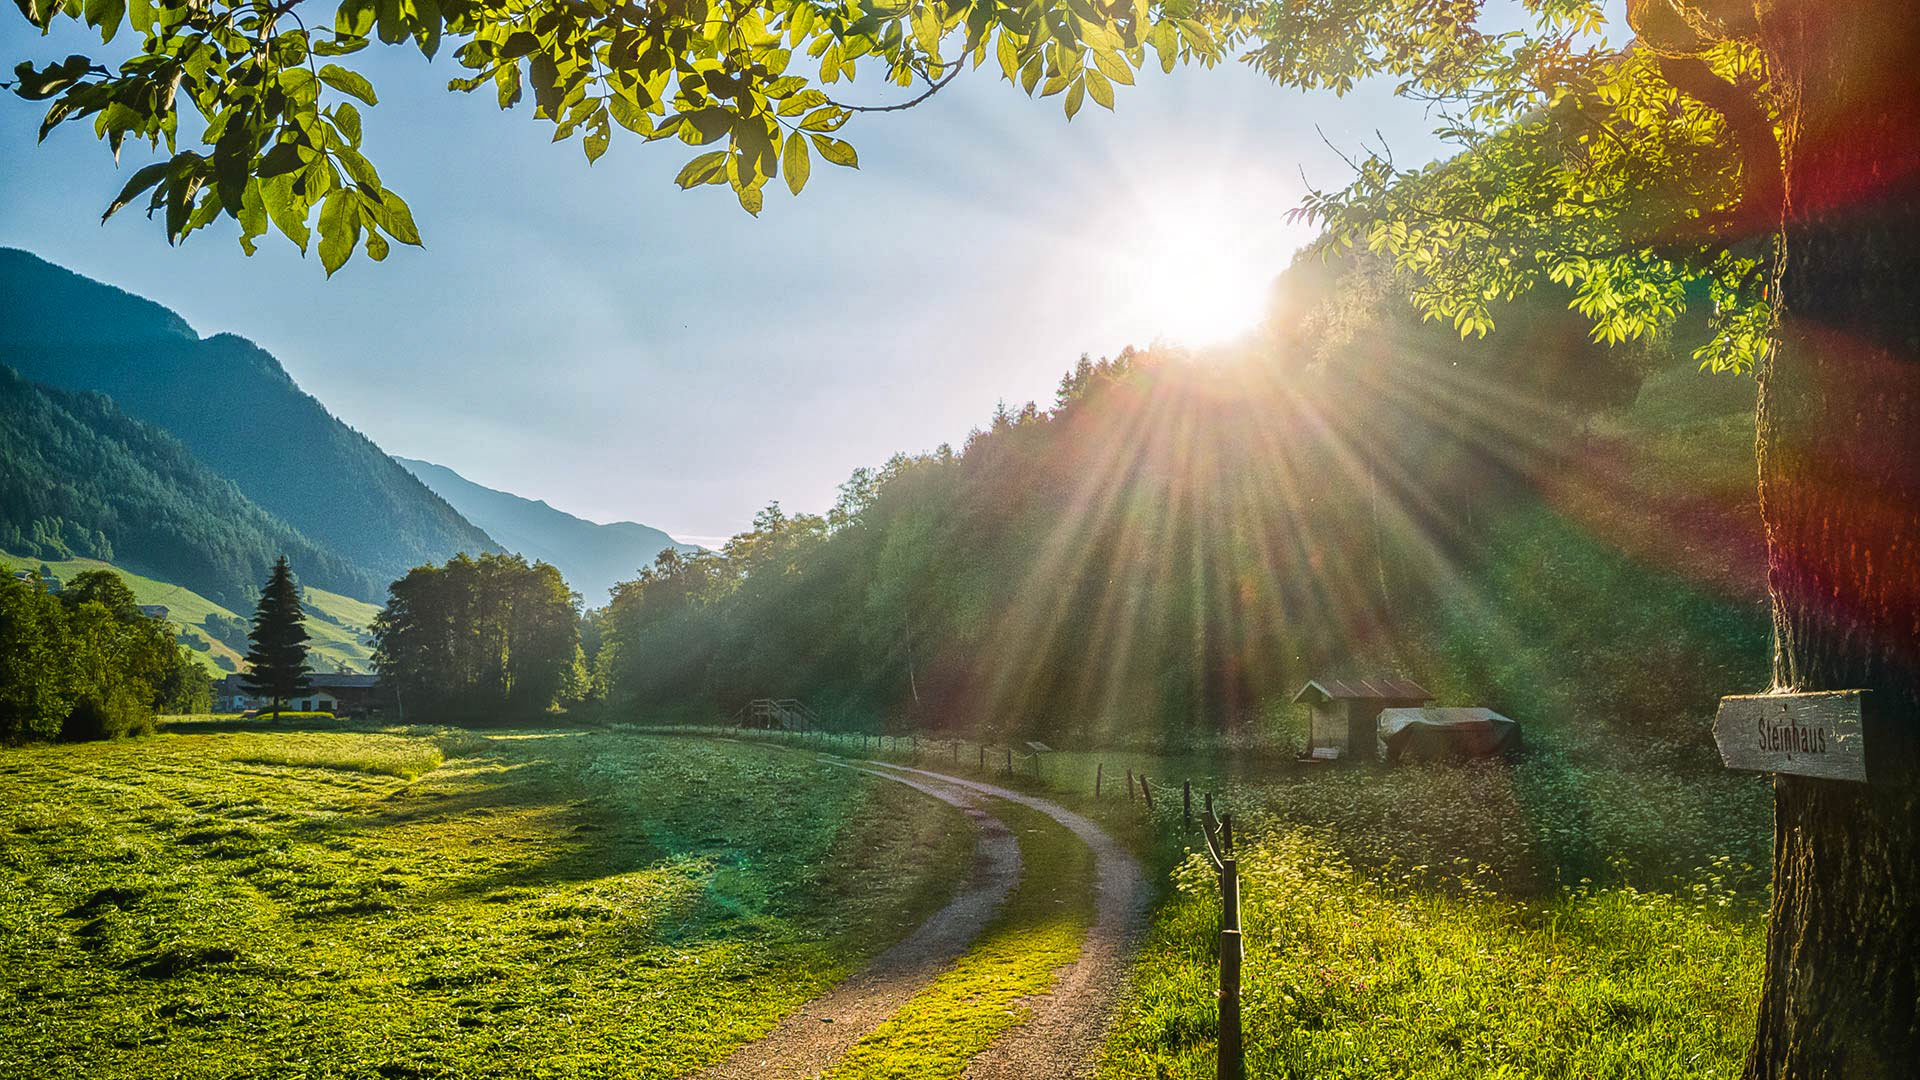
xmin=1005 ymin=747 xmax=1013 ymax=776
xmin=1219 ymin=851 xmax=1244 ymax=1080
xmin=1184 ymin=780 xmax=1193 ymax=830
xmin=1201 ymin=804 xmax=1244 ymax=1080
xmin=979 ymin=744 xmax=986 ymax=770
xmin=1096 ymin=762 xmax=1104 ymax=799
xmin=1127 ymin=769 xmax=1135 ymax=800
xmin=1141 ymin=777 xmax=1155 ymax=813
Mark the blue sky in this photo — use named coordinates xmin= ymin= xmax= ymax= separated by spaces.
xmin=2 ymin=20 xmax=1479 ymax=546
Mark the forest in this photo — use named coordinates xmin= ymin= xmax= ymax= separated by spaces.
xmin=593 ymin=258 xmax=1766 ymax=753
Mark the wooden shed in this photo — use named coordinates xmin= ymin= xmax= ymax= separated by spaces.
xmin=1293 ymin=676 xmax=1432 ymax=763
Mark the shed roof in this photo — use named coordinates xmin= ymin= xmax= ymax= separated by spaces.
xmin=1291 ymin=676 xmax=1432 ymax=704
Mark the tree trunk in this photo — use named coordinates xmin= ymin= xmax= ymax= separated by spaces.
xmin=1747 ymin=2 xmax=1920 ymax=1075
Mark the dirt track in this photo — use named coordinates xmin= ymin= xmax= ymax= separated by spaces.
xmin=696 ymin=767 xmax=1020 ymax=1080
xmin=695 ymin=758 xmax=1148 ymax=1080
xmin=876 ymin=765 xmax=1150 ymax=1080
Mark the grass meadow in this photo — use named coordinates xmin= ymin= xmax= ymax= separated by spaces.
xmin=0 ymin=724 xmax=972 ymax=1079
xmin=2 ymin=718 xmax=1772 ymax=1079
xmin=716 ymin=725 xmax=1772 ymax=1080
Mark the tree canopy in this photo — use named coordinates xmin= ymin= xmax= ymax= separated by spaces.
xmin=6 ymin=1 xmax=1770 ymax=366
xmin=0 ymin=567 xmax=211 ymax=742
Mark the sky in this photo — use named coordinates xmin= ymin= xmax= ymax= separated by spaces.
xmin=1 ymin=19 xmax=1477 ymax=547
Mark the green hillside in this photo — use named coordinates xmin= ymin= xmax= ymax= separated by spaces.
xmin=0 ymin=552 xmax=378 ymax=676
xmin=0 ymin=362 xmax=383 ymax=607
xmin=0 ymin=249 xmax=500 ymax=599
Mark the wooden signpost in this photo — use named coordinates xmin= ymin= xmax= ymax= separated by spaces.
xmin=1714 ymin=690 xmax=1870 ymax=783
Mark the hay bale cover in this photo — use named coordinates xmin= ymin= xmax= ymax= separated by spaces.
xmin=1378 ymin=707 xmax=1521 ymax=763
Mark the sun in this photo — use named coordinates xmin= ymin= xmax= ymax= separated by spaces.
xmin=1123 ymin=198 xmax=1294 ymax=347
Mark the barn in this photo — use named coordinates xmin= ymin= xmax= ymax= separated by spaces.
xmin=1293 ymin=676 xmax=1432 ymax=763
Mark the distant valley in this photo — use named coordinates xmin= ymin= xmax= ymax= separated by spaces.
xmin=396 ymin=457 xmax=698 ymax=605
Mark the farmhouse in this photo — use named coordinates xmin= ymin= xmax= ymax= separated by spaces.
xmin=217 ymin=672 xmax=386 ymax=715
xmin=1293 ymin=676 xmax=1432 ymax=763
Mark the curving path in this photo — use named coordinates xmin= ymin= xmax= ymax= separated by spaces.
xmin=697 ymin=767 xmax=1021 ymax=1080
xmin=872 ymin=764 xmax=1152 ymax=1080
xmin=697 ymin=754 xmax=1149 ymax=1080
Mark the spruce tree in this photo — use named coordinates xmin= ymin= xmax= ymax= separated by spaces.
xmin=241 ymin=557 xmax=310 ymax=718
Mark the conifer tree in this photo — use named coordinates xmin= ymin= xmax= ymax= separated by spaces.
xmin=242 ymin=557 xmax=310 ymax=719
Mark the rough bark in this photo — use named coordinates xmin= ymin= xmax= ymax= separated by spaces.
xmin=1742 ymin=1 xmax=1920 ymax=1075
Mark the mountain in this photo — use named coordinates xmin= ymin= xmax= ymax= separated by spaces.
xmin=395 ymin=457 xmax=695 ymax=604
xmin=0 ymin=362 xmax=382 ymax=608
xmin=0 ymin=248 xmax=499 ymax=599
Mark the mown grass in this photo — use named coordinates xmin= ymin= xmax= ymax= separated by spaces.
xmin=0 ymin=726 xmax=974 ymax=1079
xmin=222 ymin=731 xmax=450 ymax=780
xmin=825 ymin=798 xmax=1098 ymax=1080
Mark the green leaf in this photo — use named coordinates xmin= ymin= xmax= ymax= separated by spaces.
xmin=529 ymin=53 xmax=561 ymax=115
xmin=997 ymin=31 xmax=1021 ymax=81
xmin=101 ymin=161 xmax=167 ymax=222
xmin=808 ymin=133 xmax=856 ymax=168
xmin=608 ymin=95 xmax=653 ymax=135
xmin=736 ymin=183 xmax=762 ymax=216
xmin=674 ymin=149 xmax=727 ymax=189
xmin=317 ymin=188 xmax=360 ymax=275
xmin=583 ymin=120 xmax=610 ymax=164
xmin=783 ymin=129 xmax=809 ymax=195
xmin=334 ymin=0 xmax=375 ymax=38
xmin=332 ymin=102 xmax=363 ymax=147
xmin=1064 ymin=79 xmax=1084 ymax=119
xmin=237 ymin=179 xmax=267 ymax=255
xmin=260 ymin=173 xmax=310 ymax=252
xmin=777 ymin=89 xmax=828 ymax=117
xmin=82 ymin=0 xmax=124 ymax=43
xmin=11 ymin=55 xmax=92 ymax=101
xmin=365 ymin=231 xmax=389 ymax=261
xmin=678 ymin=107 xmax=732 ymax=145
xmin=1084 ymin=68 xmax=1113 ymax=109
xmin=500 ymin=31 xmax=539 ymax=60
xmin=1092 ymin=50 xmax=1132 ymax=86
xmin=377 ymin=189 xmax=420 ymax=245
xmin=14 ymin=0 xmax=57 ymax=30
xmin=334 ymin=143 xmax=381 ymax=190
xmin=798 ymin=106 xmax=847 ymax=132
xmin=318 ymin=65 xmax=378 ymax=105
xmin=257 ymin=141 xmax=306 ymax=179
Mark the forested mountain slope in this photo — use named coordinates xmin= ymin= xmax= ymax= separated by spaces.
xmin=0 ymin=363 xmax=381 ymax=608
xmin=396 ymin=456 xmax=695 ymax=605
xmin=0 ymin=249 xmax=499 ymax=597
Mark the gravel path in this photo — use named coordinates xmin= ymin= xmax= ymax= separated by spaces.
xmin=695 ymin=758 xmax=1148 ymax=1080
xmin=871 ymin=764 xmax=1151 ymax=1080
xmin=696 ymin=767 xmax=1021 ymax=1080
